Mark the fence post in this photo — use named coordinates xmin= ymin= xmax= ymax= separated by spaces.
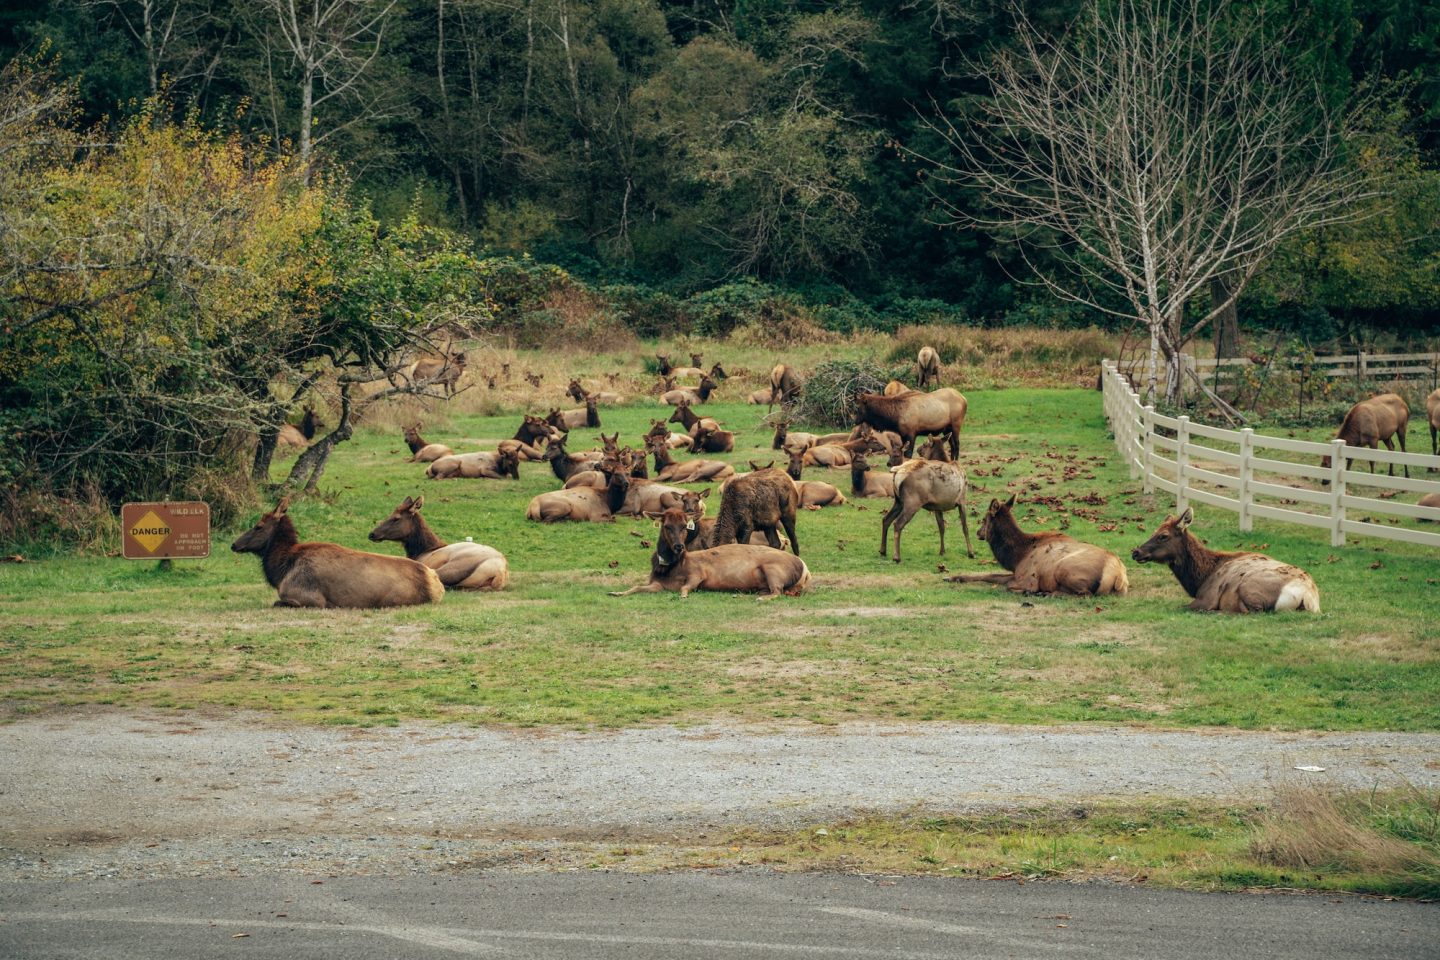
xmin=1176 ymin=415 xmax=1190 ymax=513
xmin=1238 ymin=427 xmax=1254 ymax=533
xmin=1329 ymin=438 xmax=1347 ymax=547
xmin=1141 ymin=405 xmax=1155 ymax=493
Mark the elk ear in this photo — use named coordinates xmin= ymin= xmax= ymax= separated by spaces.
xmin=1177 ymin=506 xmax=1194 ymax=529
xmin=698 ymin=488 xmax=711 ymax=500
xmin=274 ymin=496 xmax=290 ymax=515
xmin=411 ymin=495 xmax=424 ymax=512
xmin=1005 ymin=493 xmax=1017 ymax=509
xmin=399 ymin=495 xmax=414 ymax=510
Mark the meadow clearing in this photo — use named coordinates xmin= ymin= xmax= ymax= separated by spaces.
xmin=2 ymin=335 xmax=1436 ymax=732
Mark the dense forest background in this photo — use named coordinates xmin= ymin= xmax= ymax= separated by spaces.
xmin=6 ymin=0 xmax=1439 ymax=338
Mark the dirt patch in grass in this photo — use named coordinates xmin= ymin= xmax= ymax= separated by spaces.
xmin=725 ymin=658 xmax=860 ymax=681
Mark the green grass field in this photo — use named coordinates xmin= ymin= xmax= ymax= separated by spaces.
xmin=3 ymin=386 xmax=1437 ymax=731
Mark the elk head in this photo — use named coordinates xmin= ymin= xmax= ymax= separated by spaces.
xmin=1131 ymin=508 xmax=1194 ymax=564
xmin=369 ymin=495 xmax=423 ymax=543
xmin=231 ymin=497 xmax=292 ymax=553
xmin=978 ymin=494 xmax=1017 ymax=542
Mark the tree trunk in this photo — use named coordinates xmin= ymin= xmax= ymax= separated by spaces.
xmin=298 ymin=65 xmax=314 ymax=175
xmin=1211 ymin=274 xmax=1240 ymax=359
xmin=283 ymin=382 xmax=354 ymax=491
xmin=251 ymin=428 xmax=280 ymax=483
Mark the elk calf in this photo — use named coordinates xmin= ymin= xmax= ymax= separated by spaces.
xmin=880 ymin=459 xmax=973 ymax=563
xmin=1131 ymin=508 xmax=1320 ymax=612
xmin=369 ymin=496 xmax=508 ymax=590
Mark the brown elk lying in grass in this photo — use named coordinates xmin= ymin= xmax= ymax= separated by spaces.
xmin=231 ymin=497 xmax=442 ymax=608
xmin=276 ymin=424 xmax=308 ymax=448
xmin=772 ymin=420 xmax=819 ymax=452
xmin=690 ymin=422 xmax=735 ymax=454
xmin=609 ymin=507 xmax=810 ymax=600
xmin=413 ymin=352 xmax=467 ymax=396
xmin=426 ymin=448 xmax=520 ymax=480
xmin=662 ymin=375 xmax=719 ymax=406
xmin=647 ymin=418 xmax=695 ymax=451
xmin=645 ymin=435 xmax=735 ymax=483
xmin=524 ymin=371 xmax=544 ymax=388
xmin=768 ymin=364 xmax=801 ymax=411
xmin=784 ymin=448 xmax=848 ymax=507
xmin=527 ymin=464 xmax=631 ymax=522
xmin=802 ymin=429 xmax=884 ymax=469
xmin=551 ymin=396 xmax=601 ymax=430
xmin=712 ymin=468 xmax=801 ymax=555
xmin=946 ymin=495 xmax=1127 ymax=596
xmin=856 ymin=387 xmax=967 ymax=459
xmin=749 ymin=386 xmax=775 ymax=405
xmin=708 ymin=361 xmax=728 ymax=381
xmin=505 ymin=415 xmax=563 ymax=461
xmin=403 ymin=423 xmax=453 ymax=462
xmin=881 ymin=458 xmax=973 ymax=563
xmin=543 ymin=438 xmax=605 ymax=483
xmin=368 ymin=496 xmax=509 ymax=590
xmin=1131 ymin=508 xmax=1320 ymax=612
xmin=917 ymin=346 xmax=941 ymax=388
xmin=849 ymin=450 xmax=905 ymax=498
xmin=567 ymin=378 xmax=622 ymax=405
xmin=1321 ymin=393 xmax=1410 ymax=480
xmin=669 ymin=399 xmax=720 ymax=437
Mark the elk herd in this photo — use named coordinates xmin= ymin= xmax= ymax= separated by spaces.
xmin=234 ymin=344 xmax=1440 ymax=614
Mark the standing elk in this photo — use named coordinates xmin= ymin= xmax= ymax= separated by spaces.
xmin=1320 ymin=393 xmax=1410 ymax=480
xmin=412 ymin=352 xmax=467 ymax=396
xmin=1131 ymin=508 xmax=1320 ymax=613
xmin=402 ymin=423 xmax=453 ymax=462
xmin=712 ymin=468 xmax=801 ymax=555
xmin=880 ymin=457 xmax=974 ymax=564
xmin=917 ymin=346 xmax=941 ymax=389
xmin=231 ymin=497 xmax=443 ymax=608
xmin=768 ymin=364 xmax=801 ymax=411
xmin=855 ymin=388 xmax=968 ymax=459
xmin=426 ymin=447 xmax=520 ymax=480
xmin=945 ymin=495 xmax=1128 ymax=596
xmin=676 ymin=489 xmax=781 ymax=549
xmin=368 ymin=496 xmax=509 ymax=590
xmin=609 ymin=507 xmax=810 ymax=600
xmin=1427 ymin=388 xmax=1440 ymax=459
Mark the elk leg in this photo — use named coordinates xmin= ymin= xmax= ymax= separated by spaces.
xmin=762 ymin=526 xmax=782 ymax=550
xmin=609 ymin=581 xmax=664 ymax=597
xmin=1381 ymin=437 xmax=1395 ymax=477
xmin=944 ymin=572 xmax=1013 ymax=586
xmin=948 ymin=428 xmax=958 ymax=462
xmin=1397 ymin=428 xmax=1408 ymax=479
xmin=757 ymin=565 xmax=788 ymax=601
xmin=934 ymin=509 xmax=946 ymax=557
xmin=957 ymin=500 xmax=974 ymax=558
xmin=880 ymin=500 xmax=904 ymax=557
xmin=891 ymin=506 xmax=915 ymax=564
xmin=781 ymin=513 xmax=799 ymax=557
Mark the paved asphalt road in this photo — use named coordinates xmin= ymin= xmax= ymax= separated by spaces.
xmin=2 ymin=871 xmax=1435 ymax=959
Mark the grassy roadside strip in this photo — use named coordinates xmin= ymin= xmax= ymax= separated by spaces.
xmin=571 ymin=788 xmax=1437 ymax=899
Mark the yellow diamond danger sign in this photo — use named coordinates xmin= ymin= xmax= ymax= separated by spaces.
xmin=128 ymin=511 xmax=170 ymax=553
xmin=121 ymin=502 xmax=210 ymax=560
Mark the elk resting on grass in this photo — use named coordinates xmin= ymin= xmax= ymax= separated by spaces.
xmin=527 ymin=465 xmax=630 ymax=522
xmin=690 ymin=422 xmax=735 ymax=454
xmin=426 ymin=448 xmax=520 ymax=480
xmin=647 ymin=418 xmax=695 ymax=450
xmin=551 ymin=396 xmax=601 ymax=430
xmin=1321 ymin=393 xmax=1410 ymax=480
xmin=403 ymin=423 xmax=454 ymax=462
xmin=917 ymin=346 xmax=941 ymax=388
xmin=945 ymin=495 xmax=1127 ymax=596
xmin=855 ymin=388 xmax=968 ymax=459
xmin=711 ymin=468 xmax=801 ymax=555
xmin=880 ymin=458 xmax=973 ymax=564
xmin=646 ymin=435 xmax=735 ymax=483
xmin=231 ymin=497 xmax=442 ymax=608
xmin=609 ymin=507 xmax=810 ymax=600
xmin=850 ymin=451 xmax=904 ymax=498
xmin=773 ymin=420 xmax=819 ymax=452
xmin=368 ymin=496 xmax=508 ymax=590
xmin=662 ymin=375 xmax=719 ymax=406
xmin=1131 ymin=507 xmax=1320 ymax=612
xmin=749 ymin=386 xmax=775 ymax=405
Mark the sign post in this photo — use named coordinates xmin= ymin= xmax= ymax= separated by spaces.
xmin=121 ymin=502 xmax=211 ymax=563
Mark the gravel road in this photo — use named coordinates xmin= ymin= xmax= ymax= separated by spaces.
xmin=3 ymin=709 xmax=1437 ymax=881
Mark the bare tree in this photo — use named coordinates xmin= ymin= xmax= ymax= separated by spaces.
xmin=924 ymin=0 xmax=1375 ymax=405
xmin=254 ymin=0 xmax=398 ymax=172
xmin=75 ymin=0 xmax=214 ymax=95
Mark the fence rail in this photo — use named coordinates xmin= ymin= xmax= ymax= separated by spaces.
xmin=1117 ymin=350 xmax=1440 ymax=396
xmin=1100 ymin=360 xmax=1440 ymax=548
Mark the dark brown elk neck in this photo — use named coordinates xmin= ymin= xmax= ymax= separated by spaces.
xmin=650 ymin=443 xmax=675 ymax=472
xmin=711 ymin=500 xmax=739 ymax=545
xmin=606 ymin=471 xmax=630 ymax=513
xmin=259 ymin=517 xmax=301 ymax=589
xmin=550 ymin=450 xmax=584 ymax=482
xmin=405 ymin=434 xmax=426 ymax=454
xmin=850 ymin=460 xmax=872 ymax=494
xmin=515 ymin=422 xmax=544 ymax=443
xmin=772 ymin=423 xmax=787 ymax=449
xmin=696 ymin=381 xmax=714 ymax=401
xmin=675 ymin=406 xmax=699 ymax=429
xmin=1169 ymin=530 xmax=1228 ymax=599
xmin=401 ymin=515 xmax=447 ymax=559
xmin=984 ymin=510 xmax=1036 ymax=573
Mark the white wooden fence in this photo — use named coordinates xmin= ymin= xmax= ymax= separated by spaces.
xmin=1118 ymin=350 xmax=1440 ymax=398
xmin=1100 ymin=360 xmax=1440 ymax=548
